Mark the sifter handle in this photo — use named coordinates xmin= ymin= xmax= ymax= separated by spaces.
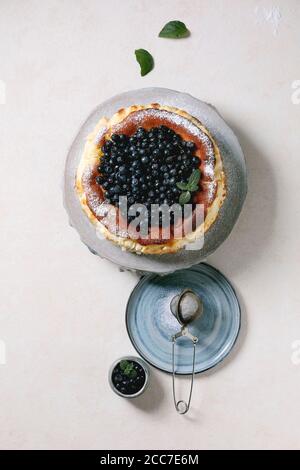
xmin=172 ymin=333 xmax=198 ymax=414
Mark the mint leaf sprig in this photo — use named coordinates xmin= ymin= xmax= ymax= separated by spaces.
xmin=119 ymin=360 xmax=137 ymax=379
xmin=176 ymin=169 xmax=201 ymax=205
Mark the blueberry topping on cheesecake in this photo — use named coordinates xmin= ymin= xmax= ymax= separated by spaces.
xmin=96 ymin=125 xmax=201 ymax=227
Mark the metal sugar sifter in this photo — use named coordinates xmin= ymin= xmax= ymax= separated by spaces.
xmin=170 ymin=289 xmax=203 ymax=414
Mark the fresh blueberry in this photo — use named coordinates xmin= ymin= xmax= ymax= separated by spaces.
xmin=96 ymin=176 xmax=103 ymax=185
xmin=119 ymin=165 xmax=127 ymax=174
xmin=111 ymin=134 xmax=120 ymax=143
xmin=186 ymin=141 xmax=196 ymax=150
xmin=141 ymin=156 xmax=149 ymax=165
xmin=132 ymin=160 xmax=140 ymax=169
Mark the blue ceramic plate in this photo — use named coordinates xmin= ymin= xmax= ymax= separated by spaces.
xmin=126 ymin=263 xmax=241 ymax=375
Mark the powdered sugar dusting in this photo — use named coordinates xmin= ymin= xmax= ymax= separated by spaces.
xmin=203 ymin=181 xmax=217 ymax=202
xmin=89 ymin=193 xmax=109 ymax=218
xmin=254 ymin=5 xmax=282 ymax=36
xmin=94 ymin=126 xmax=107 ymax=146
xmin=82 ymin=167 xmax=108 ymax=218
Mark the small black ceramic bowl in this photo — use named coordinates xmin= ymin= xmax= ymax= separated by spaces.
xmin=109 ymin=356 xmax=149 ymax=398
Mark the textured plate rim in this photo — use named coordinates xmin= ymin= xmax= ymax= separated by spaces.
xmin=125 ymin=263 xmax=241 ymax=375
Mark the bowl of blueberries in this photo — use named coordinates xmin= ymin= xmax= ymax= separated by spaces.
xmin=109 ymin=356 xmax=149 ymax=398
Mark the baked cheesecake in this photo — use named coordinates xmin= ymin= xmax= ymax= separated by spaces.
xmin=76 ymin=103 xmax=226 ymax=254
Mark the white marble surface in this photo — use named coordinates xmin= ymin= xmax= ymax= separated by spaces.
xmin=0 ymin=0 xmax=299 ymax=450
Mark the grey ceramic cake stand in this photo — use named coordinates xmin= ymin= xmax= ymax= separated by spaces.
xmin=63 ymin=87 xmax=247 ymax=274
